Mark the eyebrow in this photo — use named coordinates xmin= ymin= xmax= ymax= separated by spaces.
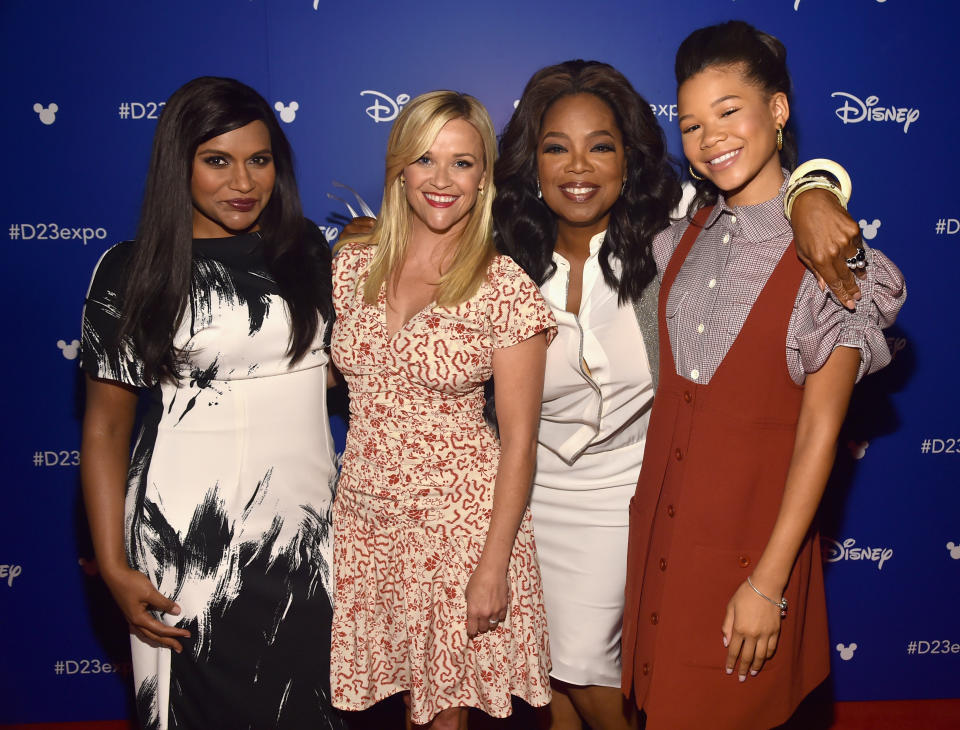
xmin=678 ymin=95 xmax=743 ymax=123
xmin=453 ymin=152 xmax=479 ymax=160
xmin=195 ymin=147 xmax=272 ymax=157
xmin=541 ymin=129 xmax=616 ymax=141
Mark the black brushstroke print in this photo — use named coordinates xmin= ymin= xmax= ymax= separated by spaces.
xmin=135 ymin=675 xmax=161 ymax=730
xmin=175 ymin=359 xmax=221 ymax=425
xmin=132 ymin=480 xmax=345 ymax=729
xmin=84 ymin=233 xmax=341 ymax=729
xmin=191 ymin=257 xmax=272 ymax=337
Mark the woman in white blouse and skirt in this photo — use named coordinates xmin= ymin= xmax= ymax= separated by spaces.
xmin=492 ymin=61 xmax=878 ymax=730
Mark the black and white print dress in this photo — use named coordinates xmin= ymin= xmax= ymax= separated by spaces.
xmin=81 ymin=232 xmax=346 ymax=730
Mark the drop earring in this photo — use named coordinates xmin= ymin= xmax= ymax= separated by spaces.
xmin=536 ymin=179 xmax=542 ymax=199
xmin=776 ymin=126 xmax=783 ymax=151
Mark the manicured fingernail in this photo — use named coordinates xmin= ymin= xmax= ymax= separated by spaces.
xmin=725 ymin=667 xmax=733 ymax=675
xmin=739 ymin=674 xmax=746 ymax=683
xmin=750 ymin=670 xmax=758 ymax=676
xmin=722 ymin=636 xmax=729 ymax=647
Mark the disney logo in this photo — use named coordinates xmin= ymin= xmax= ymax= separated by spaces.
xmin=822 ymin=537 xmax=893 ymax=570
xmin=831 ymin=92 xmax=919 ymax=133
xmin=361 ymin=90 xmax=411 ymax=123
xmin=0 ymin=564 xmax=22 ymax=587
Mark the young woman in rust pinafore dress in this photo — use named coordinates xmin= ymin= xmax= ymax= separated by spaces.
xmin=622 ymin=22 xmax=905 ymax=730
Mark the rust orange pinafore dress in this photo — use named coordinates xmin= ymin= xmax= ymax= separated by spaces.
xmin=621 ymin=208 xmax=831 ymax=730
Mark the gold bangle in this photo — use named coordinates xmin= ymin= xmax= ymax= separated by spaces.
xmin=789 ymin=158 xmax=852 ymax=201
xmin=784 ymin=179 xmax=847 ymax=220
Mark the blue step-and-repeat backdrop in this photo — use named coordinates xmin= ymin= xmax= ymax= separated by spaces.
xmin=1 ymin=0 xmax=957 ymax=724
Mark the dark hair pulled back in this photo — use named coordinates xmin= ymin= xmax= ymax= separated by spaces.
xmin=494 ymin=60 xmax=681 ymax=304
xmin=675 ymin=20 xmax=797 ymax=212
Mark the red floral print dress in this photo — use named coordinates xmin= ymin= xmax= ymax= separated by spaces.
xmin=330 ymin=245 xmax=556 ymax=724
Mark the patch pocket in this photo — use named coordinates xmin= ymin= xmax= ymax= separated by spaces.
xmin=675 ymin=544 xmax=765 ymax=670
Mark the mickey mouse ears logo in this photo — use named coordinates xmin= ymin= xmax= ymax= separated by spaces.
xmin=835 ymin=642 xmax=858 ymax=660
xmin=859 ymin=219 xmax=882 ymax=241
xmin=57 ymin=339 xmax=80 ymax=360
xmin=274 ymin=101 xmax=299 ymax=124
xmin=34 ymin=103 xmax=58 ymax=125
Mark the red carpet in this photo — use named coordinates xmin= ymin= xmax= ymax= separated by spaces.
xmin=3 ymin=700 xmax=960 ymax=729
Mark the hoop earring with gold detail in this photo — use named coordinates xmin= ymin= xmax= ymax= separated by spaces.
xmin=688 ymin=164 xmax=704 ymax=181
xmin=776 ymin=126 xmax=783 ymax=151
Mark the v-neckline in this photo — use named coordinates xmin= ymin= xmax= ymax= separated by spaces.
xmin=380 ymin=285 xmax=435 ymax=340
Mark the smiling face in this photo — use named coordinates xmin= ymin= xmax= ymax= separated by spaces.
xmin=678 ymin=64 xmax=788 ymax=207
xmin=536 ymin=93 xmax=627 ymax=237
xmin=190 ymin=120 xmax=275 ymax=238
xmin=402 ymin=117 xmax=486 ymax=238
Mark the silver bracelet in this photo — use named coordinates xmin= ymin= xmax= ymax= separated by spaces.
xmin=747 ymin=576 xmax=788 ymax=618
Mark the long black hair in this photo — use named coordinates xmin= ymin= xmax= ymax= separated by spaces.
xmin=493 ymin=60 xmax=681 ymax=303
xmin=118 ymin=76 xmax=331 ymax=384
xmin=676 ymin=20 xmax=797 ymax=213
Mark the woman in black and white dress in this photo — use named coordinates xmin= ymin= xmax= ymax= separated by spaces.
xmin=80 ymin=77 xmax=346 ymax=730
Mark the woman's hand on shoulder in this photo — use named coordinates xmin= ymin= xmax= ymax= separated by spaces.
xmin=464 ymin=562 xmax=508 ymax=638
xmin=100 ymin=563 xmax=191 ymax=653
xmin=721 ymin=579 xmax=783 ymax=681
xmin=340 ymin=216 xmax=376 ymax=238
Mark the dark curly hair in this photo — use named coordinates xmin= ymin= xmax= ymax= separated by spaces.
xmin=493 ymin=60 xmax=681 ymax=303
xmin=676 ymin=20 xmax=797 ymax=213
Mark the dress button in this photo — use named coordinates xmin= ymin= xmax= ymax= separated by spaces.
xmin=659 ymin=558 xmax=668 ymax=571
xmin=667 ymin=504 xmax=676 ymax=517
xmin=690 ymin=369 xmax=700 ymax=380
xmin=722 ymin=233 xmax=731 ymax=244
xmin=738 ymin=554 xmax=751 ymax=568
xmin=696 ymin=323 xmax=704 ymax=334
xmin=708 ymin=279 xmax=716 ymax=288
xmin=642 ymin=663 xmax=650 ymax=675
xmin=674 ymin=448 xmax=683 ymax=461
xmin=683 ymin=391 xmax=692 ymax=403
xmin=650 ymin=612 xmax=659 ymax=625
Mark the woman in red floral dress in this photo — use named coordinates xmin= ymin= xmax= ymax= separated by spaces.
xmin=329 ymin=91 xmax=556 ymax=729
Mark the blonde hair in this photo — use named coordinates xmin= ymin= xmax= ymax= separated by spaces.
xmin=336 ymin=90 xmax=498 ymax=307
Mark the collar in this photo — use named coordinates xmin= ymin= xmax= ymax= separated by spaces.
xmin=551 ymin=230 xmax=607 ymax=268
xmin=702 ymin=174 xmax=791 ymax=244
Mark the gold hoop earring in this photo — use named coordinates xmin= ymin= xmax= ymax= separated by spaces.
xmin=688 ymin=164 xmax=704 ymax=181
xmin=776 ymin=127 xmax=783 ymax=151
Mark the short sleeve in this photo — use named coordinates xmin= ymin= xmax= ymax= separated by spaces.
xmin=331 ymin=243 xmax=375 ymax=320
xmin=788 ymin=246 xmax=906 ymax=383
xmin=486 ymin=256 xmax=557 ymax=349
xmin=79 ymin=242 xmax=147 ymax=387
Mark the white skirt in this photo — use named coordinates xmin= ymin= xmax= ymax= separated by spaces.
xmin=529 ymin=440 xmax=643 ymax=687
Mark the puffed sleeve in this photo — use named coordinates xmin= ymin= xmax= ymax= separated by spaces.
xmin=79 ymin=242 xmax=148 ymax=387
xmin=487 ymin=256 xmax=557 ymax=349
xmin=788 ymin=245 xmax=906 ymax=383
